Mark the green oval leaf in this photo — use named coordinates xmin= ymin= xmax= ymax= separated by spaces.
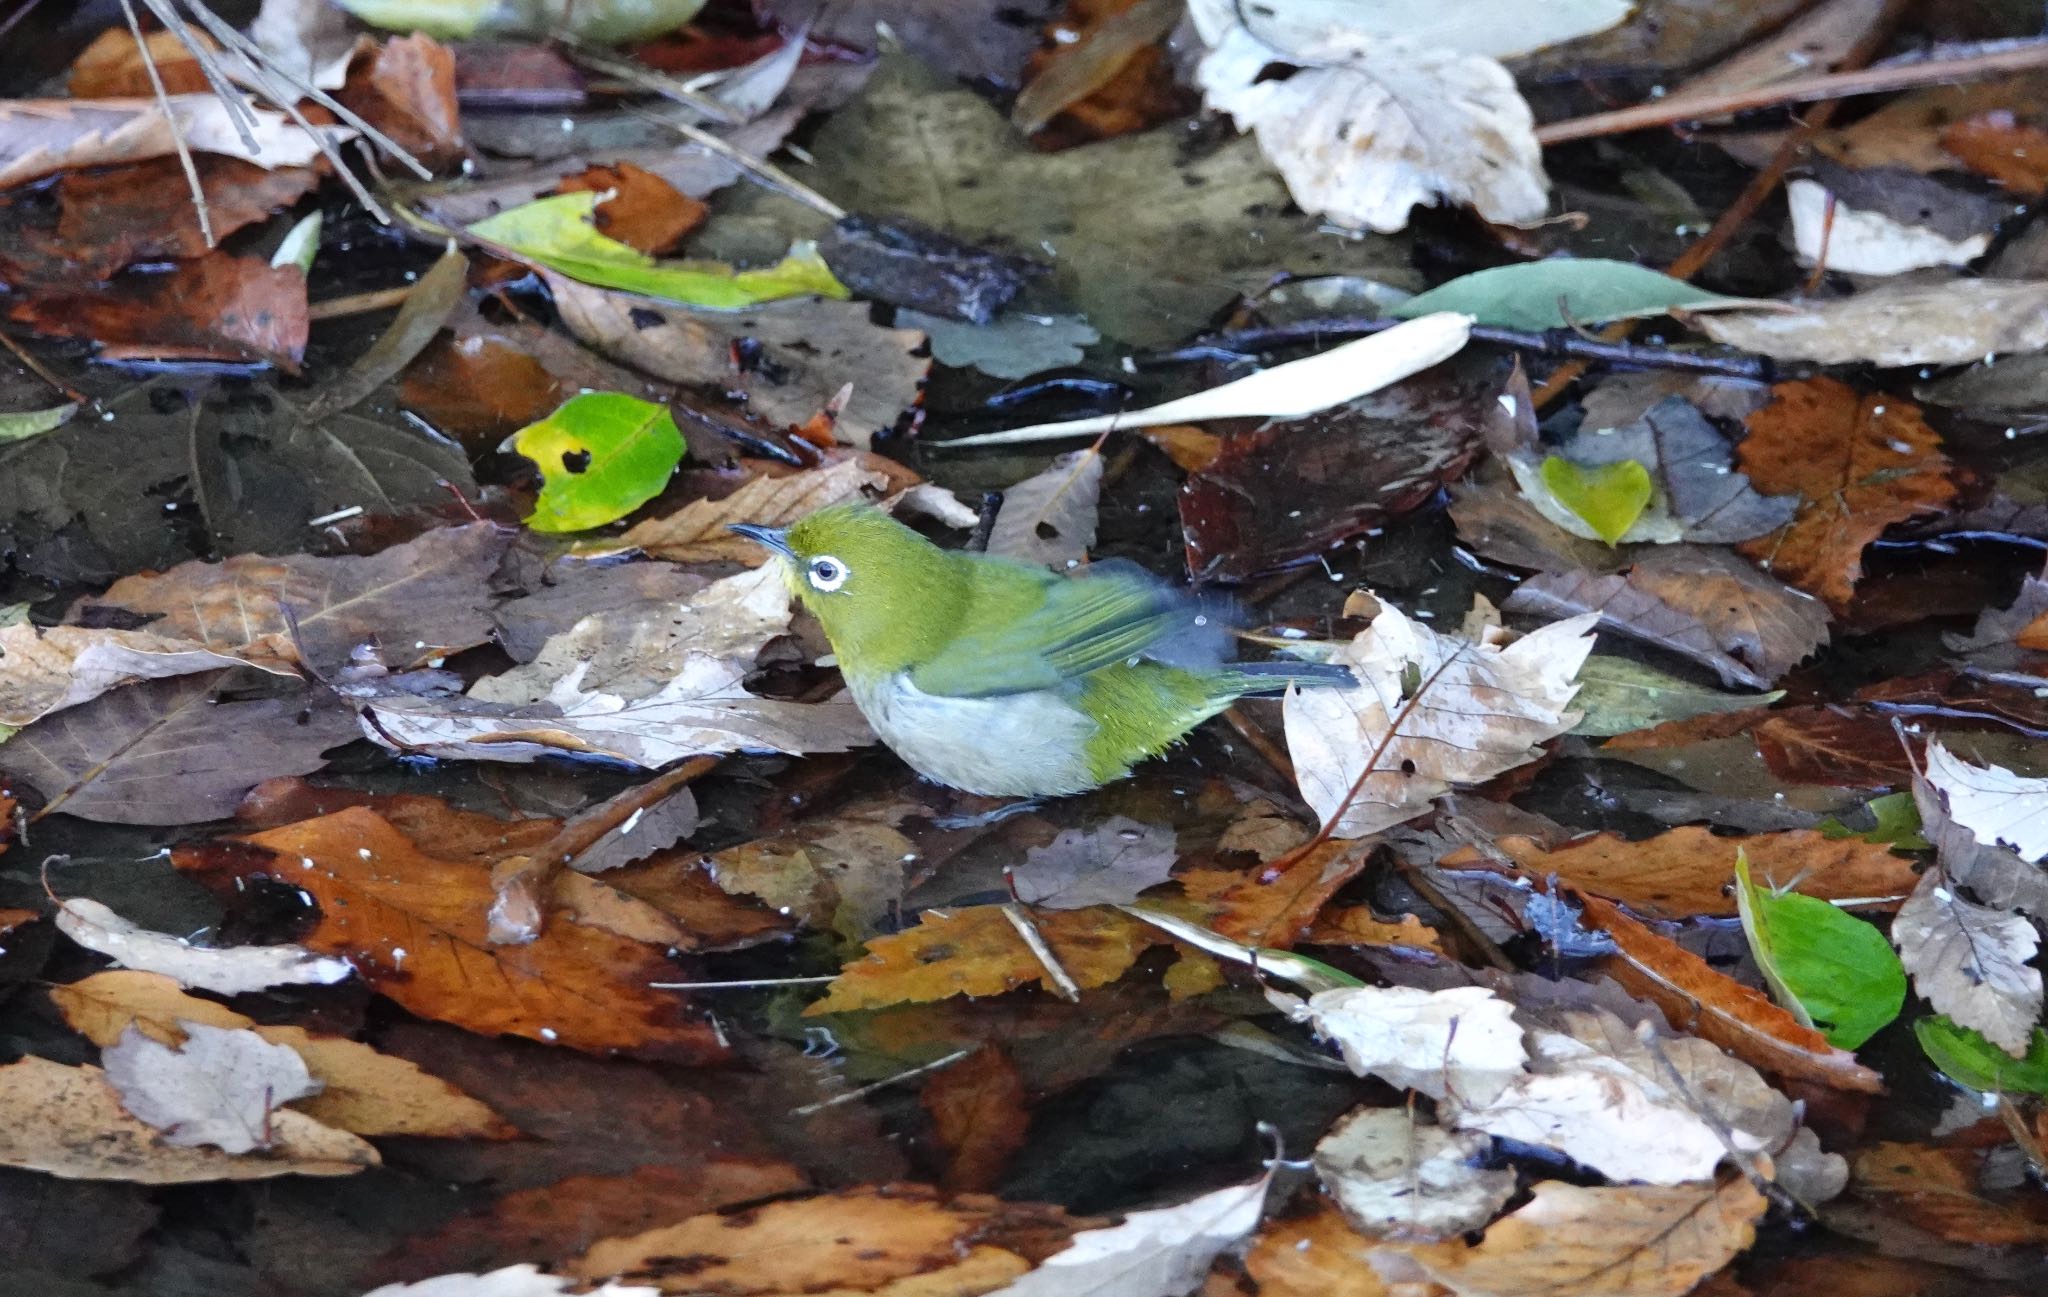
xmin=468 ymin=192 xmax=846 ymax=309
xmin=1915 ymin=1016 xmax=2048 ymax=1094
xmin=1734 ymin=850 xmax=1906 ymax=1050
xmin=510 ymin=392 xmax=685 ymax=533
xmin=0 ymin=403 xmax=78 ymax=444
xmin=1537 ymin=455 xmax=1651 ymax=545
xmin=1391 ymin=259 xmax=1765 ymax=332
xmin=1568 ymin=655 xmax=1780 ymax=737
xmin=1818 ymin=792 xmax=1930 ymax=852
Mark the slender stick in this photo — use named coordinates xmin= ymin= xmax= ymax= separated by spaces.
xmin=790 ymin=1049 xmax=971 ymax=1116
xmin=1002 ymin=903 xmax=1082 ymax=1002
xmin=307 ymin=285 xmax=416 ymax=321
xmin=122 ymin=0 xmax=213 ymax=247
xmin=631 ymin=106 xmax=847 ymax=219
xmin=136 ymin=0 xmax=263 ymax=149
xmin=0 ymin=330 xmax=84 ymax=404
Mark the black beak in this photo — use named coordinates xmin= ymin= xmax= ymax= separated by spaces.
xmin=727 ymin=522 xmax=796 ymax=559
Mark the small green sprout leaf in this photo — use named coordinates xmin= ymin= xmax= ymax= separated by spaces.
xmin=1537 ymin=455 xmax=1652 ymax=545
xmin=1915 ymin=1016 xmax=2048 ymax=1094
xmin=1734 ymin=849 xmax=1906 ymax=1050
xmin=509 ymin=392 xmax=685 ymax=533
xmin=1818 ymin=792 xmax=1930 ymax=852
xmin=0 ymin=403 xmax=78 ymax=444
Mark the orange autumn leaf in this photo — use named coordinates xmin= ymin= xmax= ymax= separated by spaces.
xmin=68 ymin=27 xmax=211 ymax=97
xmin=1580 ymin=894 xmax=1883 ymax=1092
xmin=1304 ymin=907 xmax=1444 ymax=953
xmin=1178 ymin=839 xmax=1369 ymax=949
xmin=1735 ymin=379 xmax=1955 ymax=609
xmin=1852 ymin=1142 xmax=2048 ymax=1247
xmin=557 ymin=160 xmax=708 ymax=255
xmin=338 ymin=33 xmax=464 ymax=170
xmin=175 ymin=807 xmax=726 ymax=1061
xmin=1244 ymin=1199 xmax=1394 ymax=1297
xmin=1443 ymin=827 xmax=1917 ymax=920
xmin=921 ymin=1046 xmax=1030 ymax=1193
xmin=1941 ymin=111 xmax=2048 ymax=196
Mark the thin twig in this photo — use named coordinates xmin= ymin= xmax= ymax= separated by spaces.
xmin=0 ymin=330 xmax=84 ymax=404
xmin=1001 ymin=903 xmax=1082 ymax=1002
xmin=630 ymin=105 xmax=847 ymax=219
xmin=790 ymin=1048 xmax=971 ymax=1116
xmin=306 ymin=285 xmax=417 ymax=321
xmin=136 ymin=0 xmax=262 ymax=150
xmin=562 ymin=39 xmax=738 ymax=125
xmin=122 ymin=0 xmax=213 ymax=247
xmin=650 ymin=975 xmax=839 ymax=989
xmin=1536 ymin=35 xmax=2048 ymax=144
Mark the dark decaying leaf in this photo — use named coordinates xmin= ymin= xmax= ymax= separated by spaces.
xmin=1450 ymin=473 xmax=1629 ymax=575
xmin=5 ymin=255 xmax=309 ymax=370
xmin=817 ymin=214 xmax=1043 ymax=324
xmin=768 ymin=0 xmax=1061 ymax=87
xmin=1180 ymin=358 xmax=1495 ymax=580
xmin=0 ymin=672 xmax=358 ymax=825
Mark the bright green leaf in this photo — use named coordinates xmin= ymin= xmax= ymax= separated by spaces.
xmin=1538 ymin=455 xmax=1651 ymax=545
xmin=1569 ymin=655 xmax=1780 ymax=737
xmin=1915 ymin=1016 xmax=2048 ymax=1094
xmin=1819 ymin=792 xmax=1930 ymax=852
xmin=0 ymin=403 xmax=77 ymax=444
xmin=338 ymin=0 xmax=705 ymax=42
xmin=467 ymin=192 xmax=846 ymax=309
xmin=1391 ymin=259 xmax=1767 ymax=332
xmin=1734 ymin=850 xmax=1906 ymax=1050
xmin=271 ymin=212 xmax=322 ymax=275
xmin=509 ymin=392 xmax=685 ymax=533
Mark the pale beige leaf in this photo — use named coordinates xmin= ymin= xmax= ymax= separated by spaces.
xmin=102 ymin=1023 xmax=322 ymax=1153
xmin=1922 ymin=740 xmax=2048 ymax=864
xmin=1283 ymin=598 xmax=1597 ymax=838
xmin=985 ymin=1175 xmax=1270 ymax=1297
xmin=1314 ymin=1107 xmax=1514 ymax=1241
xmin=362 ymin=1264 xmax=658 ymax=1296
xmin=1894 ymin=868 xmax=2042 ymax=1056
xmin=0 ymin=1056 xmax=375 ymax=1183
xmin=987 ymin=451 xmax=1102 ymax=570
xmin=0 ymin=623 xmax=280 ymax=726
xmin=0 ymin=95 xmax=348 ymax=189
xmin=617 ymin=459 xmax=893 ymax=564
xmin=1278 ymin=984 xmax=1527 ymax=1106
xmin=1693 ymin=280 xmax=2048 ymax=366
xmin=55 ymin=898 xmax=353 ymax=996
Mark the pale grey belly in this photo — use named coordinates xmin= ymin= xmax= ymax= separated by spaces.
xmin=850 ymin=673 xmax=1102 ymax=797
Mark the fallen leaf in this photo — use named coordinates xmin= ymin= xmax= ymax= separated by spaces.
xmin=1913 ymin=1015 xmax=2048 ymax=1095
xmin=359 ymin=653 xmax=874 ymax=767
xmin=0 ymin=623 xmax=281 ymax=727
xmin=1752 ymin=705 xmax=1916 ymax=789
xmin=74 ymin=523 xmax=512 ymax=673
xmin=1505 ymin=547 xmax=1828 ymax=689
xmin=922 ymin=1046 xmax=1030 ymax=1193
xmin=1391 ymin=1177 xmax=1766 ymax=1297
xmin=0 ymin=1056 xmax=376 ymax=1183
xmin=0 ymin=672 xmax=359 ymax=825
xmin=806 ymin=905 xmax=1157 ymax=1015
xmin=337 ymin=33 xmax=464 ymax=170
xmin=1304 ymin=907 xmax=1444 ymax=953
xmin=1694 ymin=280 xmax=2048 ymax=366
xmin=1733 ymin=379 xmax=1956 ymax=609
xmin=1445 ymin=826 xmax=1917 ymax=920
xmin=1277 ymin=984 xmax=1526 ymax=1106
xmin=1313 ymin=1107 xmax=1514 ymax=1240
xmin=509 ymin=393 xmax=687 ymax=533
xmin=908 ymin=310 xmax=1101 ymax=379
xmin=51 ymin=970 xmax=515 ymax=1140
xmin=692 ymin=797 xmax=922 ymax=939
xmin=546 ymin=272 xmax=926 ymax=446
xmin=364 ymin=1268 xmax=658 ymax=1297
xmin=54 ymin=899 xmax=352 ymax=995
xmin=1243 ymin=1201 xmax=1395 ymax=1297
xmin=1851 ymin=1142 xmax=2048 ymax=1247
xmin=1920 ymin=740 xmax=2048 ymax=864
xmin=67 ymin=26 xmax=212 ymax=96
xmin=1179 ymin=837 xmax=1371 ymax=949
xmin=1533 ymin=455 xmax=1653 ymax=545
xmin=102 ymin=1022 xmax=323 ymax=1154
xmin=614 ymin=457 xmax=896 ymax=564
xmin=1395 ymin=260 xmax=1766 ymax=331
xmin=987 ymin=1174 xmax=1269 ymax=1297
xmin=1013 ymin=816 xmax=1177 ymax=910
xmin=7 ymin=254 xmax=310 ymax=370
xmin=1582 ymin=894 xmax=1884 ymax=1091
xmin=1734 ymin=851 xmax=1906 ymax=1050
xmin=1569 ymin=655 xmax=1783 ymax=737
xmin=987 ymin=450 xmax=1103 ymax=570
xmin=1187 ymin=4 xmax=1544 ymax=232
xmin=1282 ymin=596 xmax=1596 ymax=838
xmin=402 ymin=333 xmax=569 ymax=446
xmin=554 ymin=161 xmax=707 ymax=257
xmin=1893 ymin=868 xmax=2042 ymax=1057
xmin=176 ymin=808 xmax=728 ymax=1060
xmin=1942 ymin=111 xmax=2048 ymax=197
xmin=0 ymin=95 xmax=348 ymax=189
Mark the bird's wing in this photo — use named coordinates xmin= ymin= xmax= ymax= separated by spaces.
xmin=908 ymin=561 xmax=1218 ymax=698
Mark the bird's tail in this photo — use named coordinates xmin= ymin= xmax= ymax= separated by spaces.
xmin=1216 ymin=661 xmax=1356 ymax=697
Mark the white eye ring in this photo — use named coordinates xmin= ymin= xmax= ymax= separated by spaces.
xmin=806 ymin=555 xmax=848 ymax=592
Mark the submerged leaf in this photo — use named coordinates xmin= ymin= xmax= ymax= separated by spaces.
xmin=1734 ymin=851 xmax=1906 ymax=1049
xmin=1397 ymin=259 xmax=1764 ymax=331
xmin=1568 ymin=655 xmax=1781 ymax=737
xmin=510 ymin=393 xmax=686 ymax=533
xmin=1914 ymin=1016 xmax=2048 ymax=1095
xmin=1536 ymin=455 xmax=1653 ymax=544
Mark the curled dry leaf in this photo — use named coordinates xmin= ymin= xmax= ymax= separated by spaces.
xmin=1313 ymin=1107 xmax=1514 ymax=1240
xmin=1442 ymin=826 xmax=1918 ymax=920
xmin=1734 ymin=379 xmax=1956 ymax=609
xmin=174 ymin=808 xmax=729 ymax=1061
xmin=101 ymin=1022 xmax=324 ymax=1154
xmin=0 ymin=623 xmax=280 ymax=727
xmin=54 ymin=898 xmax=353 ymax=996
xmin=1892 ymin=868 xmax=2042 ymax=1057
xmin=615 ymin=458 xmax=897 ymax=565
xmin=0 ymin=1055 xmax=376 ymax=1183
xmin=1282 ymin=596 xmax=1596 ymax=838
xmin=51 ymin=971 xmax=515 ymax=1140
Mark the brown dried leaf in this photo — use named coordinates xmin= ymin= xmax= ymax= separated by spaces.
xmin=1304 ymin=907 xmax=1445 ymax=953
xmin=0 ymin=623 xmax=281 ymax=727
xmin=6 ymin=254 xmax=310 ymax=370
xmin=68 ymin=27 xmax=211 ymax=96
xmin=337 ymin=34 xmax=464 ymax=170
xmin=1244 ymin=1200 xmax=1394 ymax=1296
xmin=922 ymin=1046 xmax=1030 ymax=1193
xmin=557 ymin=161 xmax=707 ymax=256
xmin=0 ymin=96 xmax=342 ymax=189
xmin=1583 ymin=893 xmax=1883 ymax=1092
xmin=1447 ymin=827 xmax=1917 ymax=920
xmin=401 ymin=334 xmax=568 ymax=448
xmin=1734 ymin=380 xmax=1956 ymax=609
xmin=1942 ymin=112 xmax=2048 ymax=197
xmin=616 ymin=458 xmax=895 ymax=564
xmin=1177 ymin=839 xmax=1370 ymax=949
xmin=1851 ymin=1142 xmax=2048 ymax=1247
xmin=176 ymin=808 xmax=727 ymax=1061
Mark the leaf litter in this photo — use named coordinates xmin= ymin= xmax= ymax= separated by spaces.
xmin=5 ymin=0 xmax=2048 ymax=1292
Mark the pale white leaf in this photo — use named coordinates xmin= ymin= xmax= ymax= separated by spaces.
xmin=102 ymin=1023 xmax=323 ymax=1155
xmin=1787 ymin=180 xmax=1986 ymax=276
xmin=1894 ymin=869 xmax=2043 ymax=1056
xmin=1278 ymin=984 xmax=1526 ymax=1106
xmin=1184 ymin=0 xmax=1631 ymax=61
xmin=987 ymin=451 xmax=1103 ymax=570
xmin=56 ymin=899 xmax=353 ymax=996
xmin=1014 ymin=816 xmax=1178 ymax=910
xmin=360 ymin=1265 xmax=659 ymax=1297
xmin=0 ymin=96 xmax=350 ymax=190
xmin=1282 ymin=598 xmax=1597 ymax=838
xmin=1313 ymin=1107 xmax=1514 ymax=1240
xmin=943 ymin=313 xmax=1472 ymax=447
xmin=985 ymin=1174 xmax=1270 ymax=1297
xmin=1923 ymin=741 xmax=2048 ymax=864
xmin=1692 ymin=279 xmax=2048 ymax=367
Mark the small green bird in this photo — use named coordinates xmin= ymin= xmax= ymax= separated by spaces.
xmin=730 ymin=503 xmax=1352 ymax=797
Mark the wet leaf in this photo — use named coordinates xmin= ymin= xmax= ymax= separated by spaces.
xmin=922 ymin=1046 xmax=1029 ymax=1193
xmin=1695 ymin=280 xmax=2048 ymax=366
xmin=556 ymin=160 xmax=706 ymax=255
xmin=1819 ymin=792 xmax=1929 ymax=851
xmin=0 ymin=1056 xmax=377 ymax=1183
xmin=336 ymin=33 xmax=464 ymax=170
xmin=1568 ymin=655 xmax=1781 ymax=737
xmin=1277 ymin=983 xmax=1526 ymax=1105
xmin=694 ymin=798 xmax=922 ymax=940
xmin=1734 ymin=380 xmax=1956 ymax=609
xmin=1734 ymin=852 xmax=1905 ymax=1050
xmin=987 ymin=450 xmax=1102 ymax=570
xmin=0 ymin=403 xmax=74 ymax=442
xmin=1893 ymin=868 xmax=2041 ymax=1057
xmin=0 ymin=95 xmax=347 ymax=189
xmin=1397 ymin=259 xmax=1763 ymax=331
xmin=614 ymin=458 xmax=897 ymax=564
xmin=509 ymin=393 xmax=686 ymax=533
xmin=1914 ymin=1016 xmax=2048 ymax=1095
xmin=1851 ymin=1142 xmax=2048 ymax=1247
xmin=1537 ymin=455 xmax=1653 ymax=544
xmin=988 ymin=1174 xmax=1269 ymax=1297
xmin=1921 ymin=740 xmax=2048 ymax=863
xmin=6 ymin=254 xmax=310 ymax=369
xmin=102 ymin=1022 xmax=323 ymax=1154
xmin=0 ymin=623 xmax=282 ymax=727
xmin=1012 ymin=816 xmax=1177 ymax=910
xmin=1313 ymin=1107 xmax=1514 ymax=1240
xmin=1446 ymin=826 xmax=1918 ymax=920
xmin=177 ymin=808 xmax=729 ymax=1061
xmin=365 ymin=1268 xmax=659 ymax=1296
xmin=53 ymin=899 xmax=352 ymax=995
xmin=1244 ymin=1200 xmax=1395 ymax=1296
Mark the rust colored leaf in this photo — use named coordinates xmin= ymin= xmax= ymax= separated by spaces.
xmin=922 ymin=1046 xmax=1030 ymax=1193
xmin=337 ymin=34 xmax=464 ymax=170
xmin=1601 ymin=706 xmax=1773 ymax=751
xmin=175 ymin=808 xmax=727 ymax=1061
xmin=1735 ymin=379 xmax=1956 ymax=609
xmin=806 ymin=905 xmax=1157 ymax=1016
xmin=401 ymin=333 xmax=567 ymax=448
xmin=1303 ymin=907 xmax=1444 ymax=953
xmin=557 ymin=161 xmax=708 ymax=255
xmin=1177 ymin=839 xmax=1370 ymax=949
xmin=1852 ymin=1142 xmax=2048 ymax=1246
xmin=1753 ymin=706 xmax=1918 ymax=789
xmin=1942 ymin=111 xmax=2048 ymax=196
xmin=1019 ymin=0 xmax=1192 ymax=148
xmin=1446 ymin=828 xmax=1918 ymax=920
xmin=1244 ymin=1199 xmax=1391 ymax=1297
xmin=67 ymin=28 xmax=210 ymax=97
xmin=1581 ymin=894 xmax=1883 ymax=1092
xmin=6 ymin=254 xmax=309 ymax=370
